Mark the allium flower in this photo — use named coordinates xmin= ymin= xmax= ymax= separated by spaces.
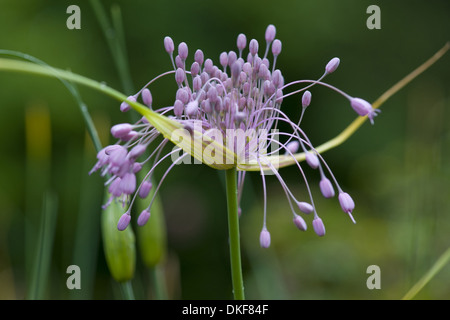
xmin=90 ymin=25 xmax=378 ymax=244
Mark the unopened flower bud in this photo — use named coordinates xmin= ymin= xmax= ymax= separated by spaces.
xmin=163 ymin=36 xmax=174 ymax=54
xmin=137 ymin=209 xmax=151 ymax=226
xmin=265 ymin=24 xmax=276 ymax=43
xmin=325 ymin=57 xmax=340 ymax=74
xmin=312 ymin=217 xmax=326 ymax=237
xmin=302 ymin=90 xmax=312 ymax=108
xmin=259 ymin=228 xmax=271 ymax=248
xmin=319 ymin=177 xmax=335 ymax=198
xmin=293 ymin=215 xmax=307 ymax=231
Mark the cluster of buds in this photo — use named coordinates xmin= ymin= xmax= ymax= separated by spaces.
xmin=90 ymin=25 xmax=379 ymax=247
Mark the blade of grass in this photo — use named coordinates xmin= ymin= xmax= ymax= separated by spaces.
xmin=402 ymin=247 xmax=450 ymax=300
xmin=27 ymin=191 xmax=58 ymax=299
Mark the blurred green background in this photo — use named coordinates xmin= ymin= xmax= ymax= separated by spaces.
xmin=0 ymin=0 xmax=449 ymax=300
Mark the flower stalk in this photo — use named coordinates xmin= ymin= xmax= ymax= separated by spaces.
xmin=225 ymin=167 xmax=245 ymax=300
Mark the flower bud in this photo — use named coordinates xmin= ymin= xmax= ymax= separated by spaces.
xmin=305 ymin=152 xmax=319 ymax=169
xmin=325 ymin=57 xmax=340 ymax=74
xmin=142 ymin=88 xmax=152 ymax=107
xmin=136 ymin=175 xmax=167 ymax=267
xmin=285 ymin=140 xmax=300 ymax=154
xmin=259 ymin=228 xmax=271 ymax=248
xmin=101 ymin=192 xmax=136 ymax=282
xmin=293 ymin=214 xmax=307 ymax=231
xmin=178 ymin=42 xmax=188 ymax=61
xmin=302 ymin=90 xmax=312 ymax=108
xmin=297 ymin=201 xmax=314 ymax=214
xmin=163 ymin=36 xmax=174 ymax=54
xmin=312 ymin=217 xmax=326 ymax=237
xmin=265 ymin=24 xmax=276 ymax=43
xmin=319 ymin=177 xmax=335 ymax=198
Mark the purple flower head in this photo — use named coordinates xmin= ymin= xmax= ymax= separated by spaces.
xmin=91 ymin=25 xmax=373 ymax=239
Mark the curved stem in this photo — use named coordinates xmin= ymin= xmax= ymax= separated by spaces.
xmin=225 ymin=167 xmax=245 ymax=300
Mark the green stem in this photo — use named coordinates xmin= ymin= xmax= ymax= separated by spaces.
xmin=225 ymin=167 xmax=245 ymax=300
xmin=150 ymin=266 xmax=168 ymax=300
xmin=120 ymin=281 xmax=135 ymax=300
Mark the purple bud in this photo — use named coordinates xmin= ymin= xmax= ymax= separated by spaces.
xmin=231 ymin=61 xmax=242 ymax=86
xmin=175 ymin=68 xmax=185 ymax=85
xmin=297 ymin=201 xmax=314 ymax=214
xmin=174 ymin=55 xmax=183 ymax=69
xmin=163 ymin=36 xmax=174 ymax=54
xmin=234 ymin=111 xmax=246 ymax=123
xmin=194 ymin=49 xmax=204 ymax=65
xmin=142 ymin=88 xmax=152 ymax=107
xmin=237 ymin=33 xmax=247 ymax=51
xmin=325 ymin=57 xmax=340 ymax=74
xmin=201 ymin=99 xmax=212 ymax=114
xmin=137 ymin=209 xmax=151 ymax=226
xmin=121 ymin=131 xmax=138 ymax=142
xmin=227 ymin=51 xmax=237 ymax=67
xmin=302 ymin=90 xmax=312 ymax=108
xmin=108 ymin=178 xmax=122 ymax=197
xmin=259 ymin=228 xmax=271 ymax=248
xmin=173 ymin=99 xmax=184 ymax=117
xmin=219 ymin=52 xmax=228 ymax=69
xmin=249 ymin=39 xmax=259 ymax=56
xmin=265 ymin=24 xmax=276 ymax=43
xmin=204 ymin=59 xmax=213 ymax=74
xmin=111 ymin=123 xmax=132 ymax=139
xmin=176 ymin=88 xmax=189 ymax=104
xmin=305 ymin=152 xmax=319 ymax=169
xmin=272 ymin=39 xmax=282 ymax=56
xmin=132 ymin=162 xmax=142 ymax=173
xmin=190 ymin=62 xmax=200 ymax=77
xmin=319 ymin=177 xmax=335 ymax=198
xmin=120 ymin=95 xmax=136 ymax=112
xmin=178 ymin=42 xmax=188 ymax=60
xmin=128 ymin=144 xmax=146 ymax=160
xmin=193 ymin=75 xmax=202 ymax=92
xmin=350 ymin=97 xmax=380 ymax=124
xmin=120 ymin=172 xmax=136 ymax=195
xmin=271 ymin=69 xmax=283 ymax=88
xmin=117 ymin=213 xmax=131 ymax=231
xmin=312 ymin=217 xmax=326 ymax=237
xmin=275 ymin=89 xmax=283 ymax=104
xmin=109 ymin=146 xmax=128 ymax=166
xmin=185 ymin=100 xmax=199 ymax=117
xmin=338 ymin=192 xmax=356 ymax=223
xmin=139 ymin=180 xmax=153 ymax=198
xmin=293 ymin=215 xmax=307 ymax=231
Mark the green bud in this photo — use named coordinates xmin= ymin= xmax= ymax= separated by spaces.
xmin=136 ymin=178 xmax=167 ymax=268
xmin=101 ymin=191 xmax=136 ymax=282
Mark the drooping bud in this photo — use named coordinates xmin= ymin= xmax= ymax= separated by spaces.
xmin=128 ymin=144 xmax=146 ymax=160
xmin=325 ymin=57 xmax=340 ymax=74
xmin=120 ymin=95 xmax=136 ymax=112
xmin=285 ymin=140 xmax=300 ymax=154
xmin=259 ymin=228 xmax=271 ymax=248
xmin=305 ymin=152 xmax=320 ymax=169
xmin=297 ymin=201 xmax=314 ymax=214
xmin=120 ymin=172 xmax=136 ymax=195
xmin=139 ymin=180 xmax=153 ymax=198
xmin=185 ymin=100 xmax=199 ymax=117
xmin=319 ymin=177 xmax=335 ymax=198
xmin=338 ymin=192 xmax=356 ymax=223
xmin=293 ymin=214 xmax=307 ymax=231
xmin=350 ymin=97 xmax=380 ymax=124
xmin=137 ymin=209 xmax=151 ymax=226
xmin=312 ymin=217 xmax=326 ymax=237
xmin=117 ymin=212 xmax=131 ymax=231
xmin=111 ymin=123 xmax=133 ymax=139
